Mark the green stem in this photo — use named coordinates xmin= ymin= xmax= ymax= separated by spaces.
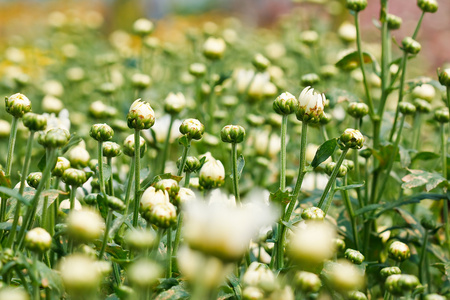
xmin=231 ymin=143 xmax=240 ymax=203
xmin=123 ymin=159 xmax=135 ymax=218
xmin=388 ymin=51 xmax=408 ymax=142
xmin=412 ymin=112 xmax=422 ymax=150
xmin=33 ymin=253 xmax=40 ymax=300
xmin=98 ymin=141 xmax=106 ymax=195
xmin=341 ymin=176 xmax=360 ymax=250
xmin=177 ymin=141 xmax=191 ymax=177
xmin=353 ymin=118 xmax=364 ymax=209
xmin=207 ymin=62 xmax=216 ymax=131
xmin=133 ymin=129 xmax=141 ymax=228
xmin=167 ymin=226 xmax=173 ymax=277
xmin=107 ymin=157 xmax=114 ymax=196
xmin=160 ymin=114 xmax=175 ymax=174
xmin=98 ymin=209 xmax=113 ymax=260
xmin=412 ymin=11 xmax=425 ymax=39
xmin=323 ymin=181 xmax=337 ymax=215
xmin=418 ymin=230 xmax=428 ymax=286
xmin=41 ymin=169 xmax=51 ymax=232
xmin=291 ymin=122 xmax=308 ymax=200
xmin=441 ymin=123 xmax=450 ymax=253
xmin=377 ymin=0 xmax=390 ymax=118
xmin=318 ymin=148 xmax=349 ymax=209
xmin=280 ymin=115 xmax=288 ymax=192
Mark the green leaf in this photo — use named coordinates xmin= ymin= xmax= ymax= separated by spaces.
xmin=230 ymin=155 xmax=245 ymax=180
xmin=311 ymin=138 xmax=338 ymax=168
xmin=411 ymin=151 xmax=440 ymax=163
xmin=35 ymin=261 xmax=64 ymax=297
xmin=38 ymin=154 xmax=46 ymax=172
xmin=178 ymin=135 xmax=189 ymax=148
xmin=269 ymin=189 xmax=291 ymax=205
xmin=402 ymin=169 xmax=447 ymax=192
xmin=0 ymin=170 xmax=11 ymax=188
xmin=0 ymin=186 xmax=30 ymax=206
xmin=155 ymin=285 xmax=189 ymax=300
xmin=95 ymin=164 xmax=112 ymax=182
xmin=335 ymin=182 xmax=365 ymax=191
xmin=398 ymin=146 xmax=411 ymax=168
xmin=394 ymin=207 xmax=424 ymax=237
xmin=335 ymin=51 xmax=374 ymax=71
xmin=141 ymin=173 xmax=183 ymax=191
xmin=61 ymin=134 xmax=82 ymax=154
xmin=355 ymin=204 xmax=383 ymax=216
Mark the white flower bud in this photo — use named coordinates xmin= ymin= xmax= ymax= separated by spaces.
xmin=300 ymin=30 xmax=319 ymax=45
xmin=243 ymin=262 xmax=276 ymax=292
xmin=67 ymin=145 xmax=90 ymax=168
xmin=296 ymin=86 xmax=325 ymax=124
xmin=131 ymin=73 xmax=151 ymax=89
xmin=326 ymin=259 xmax=365 ymax=292
xmin=42 ymin=80 xmax=64 ymax=97
xmin=66 ymin=67 xmax=85 ymax=82
xmin=58 ymin=198 xmax=82 ymax=216
xmin=127 ymin=99 xmax=155 ymax=130
xmin=178 ymin=187 xmax=196 ymax=205
xmin=338 ymin=22 xmax=357 ymax=42
xmin=24 ymin=227 xmax=52 ymax=253
xmin=128 ymin=259 xmax=162 ymax=288
xmin=133 ymin=18 xmax=154 ymax=36
xmin=5 ymin=93 xmax=31 ymax=118
xmin=412 ymin=83 xmax=435 ymax=103
xmin=42 ymin=95 xmax=64 ymax=114
xmin=199 ymin=156 xmax=225 ymax=189
xmin=0 ymin=120 xmax=11 ymax=138
xmin=67 ymin=209 xmax=105 ymax=242
xmin=58 ymin=254 xmax=103 ymax=294
xmin=140 ymin=186 xmax=170 ymax=215
xmin=164 ymin=92 xmax=186 ymax=115
xmin=203 ymin=37 xmax=226 ymax=60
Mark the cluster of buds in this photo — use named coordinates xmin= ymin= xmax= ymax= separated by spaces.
xmin=338 ymin=129 xmax=364 ymax=150
xmin=199 ymin=154 xmax=225 ymax=189
xmin=23 ymin=112 xmax=47 ymax=131
xmin=385 ymin=274 xmax=420 ymax=297
xmin=273 ymin=92 xmax=298 ymax=115
xmin=90 ymin=123 xmax=114 ymax=142
xmin=140 ymin=186 xmax=177 ymax=228
xmin=5 ymin=93 xmax=31 ymax=118
xmin=127 ymin=99 xmax=155 ymax=130
xmin=296 ymin=86 xmax=325 ymax=124
xmin=221 ymin=125 xmax=245 ymax=144
xmin=179 ymin=118 xmax=205 ymax=140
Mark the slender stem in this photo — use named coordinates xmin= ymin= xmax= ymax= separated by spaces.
xmin=412 ymin=11 xmax=425 ymax=39
xmin=353 ymin=118 xmax=364 ymax=209
xmin=107 ymin=157 xmax=114 ymax=196
xmin=418 ymin=230 xmax=429 ymax=286
xmin=177 ymin=141 xmax=191 ymax=177
xmin=412 ymin=112 xmax=422 ymax=150
xmin=98 ymin=141 xmax=106 ymax=195
xmin=32 ymin=253 xmax=40 ymax=300
xmin=69 ymin=185 xmax=77 ymax=211
xmin=388 ymin=51 xmax=408 ymax=142
xmin=441 ymin=123 xmax=450 ymax=253
xmin=231 ymin=143 xmax=240 ymax=203
xmin=41 ymin=169 xmax=51 ymax=232
xmin=98 ymin=209 xmax=113 ymax=260
xmin=323 ymin=181 xmax=337 ymax=215
xmin=166 ymin=226 xmax=173 ymax=277
xmin=318 ymin=149 xmax=349 ymax=209
xmin=280 ymin=115 xmax=288 ymax=192
xmin=207 ymin=62 xmax=216 ymax=131
xmin=341 ymin=176 xmax=360 ymax=250
xmin=123 ymin=159 xmax=135 ymax=218
xmin=160 ymin=115 xmax=175 ymax=174
xmin=377 ymin=0 xmax=390 ymax=117
xmin=291 ymin=122 xmax=308 ymax=200
xmin=133 ymin=129 xmax=141 ymax=228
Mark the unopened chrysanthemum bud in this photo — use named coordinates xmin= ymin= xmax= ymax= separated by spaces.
xmin=399 ymin=102 xmax=416 ymax=115
xmin=83 ymin=193 xmax=98 ymax=206
xmin=338 ymin=22 xmax=357 ymax=43
xmin=359 ymin=148 xmax=372 ymax=159
xmin=178 ymin=156 xmax=201 ymax=173
xmin=243 ymin=262 xmax=276 ymax=292
xmin=246 ymin=114 xmax=265 ymax=127
xmin=348 ymin=291 xmax=368 ymax=300
xmin=296 ymin=86 xmax=325 ymax=124
xmin=127 ymin=99 xmax=155 ymax=130
xmin=133 ymin=18 xmax=154 ymax=36
xmin=347 ymin=102 xmax=369 ymax=119
xmin=421 ymin=215 xmax=437 ymax=231
xmin=67 ymin=209 xmax=105 ymax=242
xmin=252 ymin=53 xmax=270 ymax=72
xmin=326 ymin=162 xmax=348 ymax=177
xmin=345 ymin=248 xmax=365 ymax=264
xmin=273 ymin=92 xmax=298 ymax=115
xmin=42 ymin=95 xmax=64 ymax=114
xmin=38 ymin=128 xmax=70 ymax=149
xmin=438 ymin=68 xmax=450 ymax=87
xmin=23 ymin=112 xmax=47 ymax=131
xmin=67 ymin=145 xmax=90 ymax=168
xmin=131 ymin=73 xmax=152 ymax=90
xmin=5 ymin=93 xmax=31 ymax=118
xmin=52 ymin=157 xmax=70 ymax=177
xmin=328 ymin=260 xmax=365 ymax=293
xmin=147 ymin=201 xmax=177 ymax=228
xmin=189 ymin=63 xmax=207 ymax=77
xmin=58 ymin=198 xmax=82 ymax=216
xmin=385 ymin=274 xmax=420 ymax=296
xmin=155 ymin=179 xmax=180 ymax=202
xmin=343 ymin=159 xmax=355 ymax=171
xmin=417 ymin=0 xmax=438 ymax=13
xmin=123 ymin=134 xmax=146 ymax=157
xmin=58 ymin=254 xmax=104 ymax=294
xmin=388 ymin=241 xmax=411 ymax=262
xmin=338 ymin=128 xmax=364 ymax=150
xmin=387 ymin=14 xmax=402 ymax=30
xmin=164 ymin=92 xmax=186 ymax=115
xmin=128 ymin=258 xmax=162 ymax=289
xmin=294 ymin=271 xmax=321 ymax=294
xmin=179 ymin=118 xmax=205 ymax=140
xmin=334 ymin=238 xmax=346 ymax=252
xmin=301 ymin=207 xmax=325 ymax=221
xmin=300 ymin=30 xmax=319 ymax=45
xmin=301 ymin=73 xmax=320 ymax=86
xmin=413 ymin=99 xmax=431 ymax=113
xmin=203 ymin=37 xmax=226 ymax=60
xmin=90 ymin=123 xmax=114 ymax=142
xmin=103 ymin=141 xmax=122 ymax=158
xmin=402 ymin=37 xmax=421 ymax=55
xmin=346 ymin=0 xmax=367 ymax=11
xmin=27 ymin=172 xmax=42 ymax=189
xmin=98 ymin=82 xmax=116 ymax=96
xmin=221 ymin=124 xmax=246 ymax=144
xmin=106 ymin=195 xmax=126 ymax=211
xmin=412 ymin=84 xmax=435 ymax=102
xmin=242 ymin=287 xmax=264 ymax=300
xmin=62 ymin=168 xmax=88 ymax=187
xmin=124 ymin=229 xmax=155 ymax=250
xmin=424 ymin=294 xmax=446 ymax=300
xmin=24 ymin=227 xmax=52 ymax=253
xmin=380 ymin=266 xmax=401 ymax=277
xmin=434 ymin=108 xmax=450 ymax=123
xmin=178 ymin=187 xmax=196 ymax=205
xmin=140 ymin=187 xmax=170 ymax=217
xmin=199 ymin=156 xmax=225 ymax=189
xmin=320 ymin=112 xmax=332 ymax=125
xmin=267 ymin=113 xmax=282 ymax=128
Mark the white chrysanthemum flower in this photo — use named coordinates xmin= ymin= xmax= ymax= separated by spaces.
xmin=43 ymin=109 xmax=70 ymax=131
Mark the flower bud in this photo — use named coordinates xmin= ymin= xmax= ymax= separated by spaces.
xmin=294 ymin=271 xmax=321 ymax=294
xmin=388 ymin=241 xmax=410 ymax=262
xmin=23 ymin=112 xmax=47 ymax=131
xmin=178 ymin=187 xmax=196 ymax=205
xmin=242 ymin=287 xmax=264 ymax=300
xmin=320 ymin=112 xmax=332 ymax=125
xmin=127 ymin=99 xmax=155 ymax=130
xmin=343 ymin=159 xmax=355 ymax=171
xmin=345 ymin=248 xmax=365 ymax=264
xmin=399 ymin=102 xmax=416 ymax=115
xmin=296 ymin=86 xmax=325 ymax=124
xmin=164 ymin=92 xmax=186 ymax=115
xmin=338 ymin=22 xmax=356 ymax=43
xmin=252 ymin=53 xmax=270 ymax=72
xmin=52 ymin=157 xmax=70 ymax=177
xmin=434 ymin=108 xmax=450 ymax=123
xmin=147 ymin=201 xmax=177 ymax=228
xmin=189 ymin=63 xmax=207 ymax=77
xmin=359 ymin=148 xmax=372 ymax=159
xmin=325 ymin=162 xmax=348 ymax=177
xmin=67 ymin=209 xmax=105 ymax=242
xmin=106 ymin=195 xmax=126 ymax=211
xmin=124 ymin=229 xmax=155 ymax=251
xmin=83 ymin=193 xmax=98 ymax=206
xmin=300 ymin=30 xmax=319 ymax=45
xmin=347 ymin=102 xmax=369 ymax=119
xmin=58 ymin=198 xmax=82 ymax=216
xmin=140 ymin=187 xmax=170 ymax=217
xmin=338 ymin=128 xmax=364 ymax=149
xmin=438 ymin=68 xmax=450 ymax=87
xmin=27 ymin=172 xmax=42 ymax=189
xmin=300 ymin=73 xmax=320 ymax=87
xmin=133 ymin=18 xmax=154 ymax=36
xmin=155 ymin=179 xmax=180 ymax=203
xmin=417 ymin=0 xmax=438 ymax=13
xmin=103 ymin=141 xmax=122 ymax=158
xmin=221 ymin=124 xmax=246 ymax=144
xmin=90 ymin=123 xmax=114 ymax=142
xmin=199 ymin=156 xmax=225 ymax=189
xmin=301 ymin=207 xmax=325 ymax=221
xmin=178 ymin=156 xmax=201 ymax=173
xmin=273 ymin=92 xmax=298 ymax=115
xmin=24 ymin=227 xmax=52 ymax=253
xmin=413 ymin=99 xmax=431 ymax=113
xmin=380 ymin=266 xmax=401 ymax=278
xmin=243 ymin=262 xmax=276 ymax=292
xmin=123 ymin=134 xmax=146 ymax=157
xmin=334 ymin=238 xmax=346 ymax=252
xmin=424 ymin=294 xmax=446 ymax=300
xmin=62 ymin=168 xmax=88 ymax=187
xmin=0 ymin=120 xmax=11 ymax=138
xmin=179 ymin=118 xmax=205 ymax=140
xmin=42 ymin=95 xmax=64 ymax=114
xmin=267 ymin=113 xmax=282 ymax=128
xmin=131 ymin=73 xmax=151 ymax=90
xmin=387 ymin=14 xmax=402 ymax=30
xmin=5 ymin=93 xmax=31 ymax=118
xmin=348 ymin=291 xmax=368 ymax=300
xmin=412 ymin=84 xmax=435 ymax=102
xmin=402 ymin=37 xmax=421 ymax=55
xmin=67 ymin=145 xmax=90 ymax=168
xmin=421 ymin=215 xmax=437 ymax=231
xmin=346 ymin=0 xmax=368 ymax=12
xmin=128 ymin=259 xmax=162 ymax=288
xmin=203 ymin=37 xmax=226 ymax=60
xmin=385 ymin=274 xmax=420 ymax=296
xmin=246 ymin=114 xmax=265 ymax=126
xmin=58 ymin=254 xmax=104 ymax=294
xmin=98 ymin=82 xmax=116 ymax=96
xmin=38 ymin=128 xmax=70 ymax=149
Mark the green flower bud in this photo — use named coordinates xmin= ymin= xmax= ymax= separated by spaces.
xmin=133 ymin=18 xmax=154 ymax=36
xmin=273 ymin=92 xmax=298 ymax=115
xmin=62 ymin=168 xmax=88 ymax=187
xmin=385 ymin=274 xmax=420 ymax=296
xmin=402 ymin=37 xmax=421 ymax=55
xmin=5 ymin=93 xmax=32 ymax=118
xmin=147 ymin=202 xmax=177 ymax=228
xmin=199 ymin=155 xmax=225 ymax=189
xmin=103 ymin=141 xmax=122 ymax=158
xmin=421 ymin=215 xmax=437 ymax=231
xmin=252 ymin=53 xmax=270 ymax=72
xmin=246 ymin=114 xmax=265 ymax=127
xmin=438 ymin=68 xmax=450 ymax=87
xmin=52 ymin=157 xmax=71 ymax=177
xmin=90 ymin=123 xmax=114 ymax=142
xmin=154 ymin=179 xmax=180 ymax=204
xmin=67 ymin=145 xmax=90 ymax=169
xmin=388 ymin=241 xmax=411 ymax=262
xmin=89 ymin=100 xmax=109 ymax=119
xmin=178 ymin=156 xmax=201 ymax=173
xmin=334 ymin=238 xmax=346 ymax=252
xmin=38 ymin=128 xmax=70 ymax=149
xmin=348 ymin=291 xmax=368 ymax=300
xmin=131 ymin=73 xmax=152 ymax=90
xmin=128 ymin=259 xmax=162 ymax=289
xmin=164 ymin=92 xmax=186 ymax=115
xmin=343 ymin=159 xmax=355 ymax=171
xmin=105 ymin=195 xmax=126 ymax=211
xmin=424 ymin=294 xmax=446 ymax=300
xmin=345 ymin=248 xmax=365 ymax=265
xmin=325 ymin=162 xmax=348 ymax=177
xmin=380 ymin=266 xmax=401 ymax=277
xmin=301 ymin=73 xmax=320 ymax=87
xmin=434 ymin=108 xmax=449 ymax=123
xmin=296 ymin=86 xmax=325 ymax=124
xmin=127 ymin=99 xmax=156 ymax=130
xmin=179 ymin=118 xmax=205 ymax=140
xmin=99 ymin=82 xmax=116 ymax=96
xmin=413 ymin=99 xmax=431 ymax=113
xmin=123 ymin=134 xmax=147 ymax=157
xmin=301 ymin=207 xmax=325 ymax=221
xmin=23 ymin=112 xmax=47 ymax=131
xmin=387 ymin=14 xmax=402 ymax=30
xmin=221 ymin=124 xmax=246 ymax=144
xmin=124 ymin=229 xmax=156 ymax=250
xmin=189 ymin=63 xmax=207 ymax=77
xmin=347 ymin=102 xmax=369 ymax=119
xmin=417 ymin=0 xmax=438 ymax=13
xmin=83 ymin=193 xmax=98 ymax=206
xmin=399 ymin=102 xmax=416 ymax=115
xmin=203 ymin=37 xmax=226 ymax=60
xmin=359 ymin=148 xmax=372 ymax=159
xmin=346 ymin=0 xmax=368 ymax=12
xmin=320 ymin=112 xmax=332 ymax=125
xmin=294 ymin=271 xmax=321 ymax=294
xmin=27 ymin=172 xmax=42 ymax=189
xmin=338 ymin=128 xmax=364 ymax=150
xmin=24 ymin=227 xmax=52 ymax=253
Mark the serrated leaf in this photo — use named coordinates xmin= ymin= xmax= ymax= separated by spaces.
xmin=0 ymin=186 xmax=30 ymax=206
xmin=402 ymin=169 xmax=446 ymax=191
xmin=311 ymin=138 xmax=337 ymax=168
xmin=269 ymin=189 xmax=291 ymax=205
xmin=335 ymin=182 xmax=365 ymax=191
